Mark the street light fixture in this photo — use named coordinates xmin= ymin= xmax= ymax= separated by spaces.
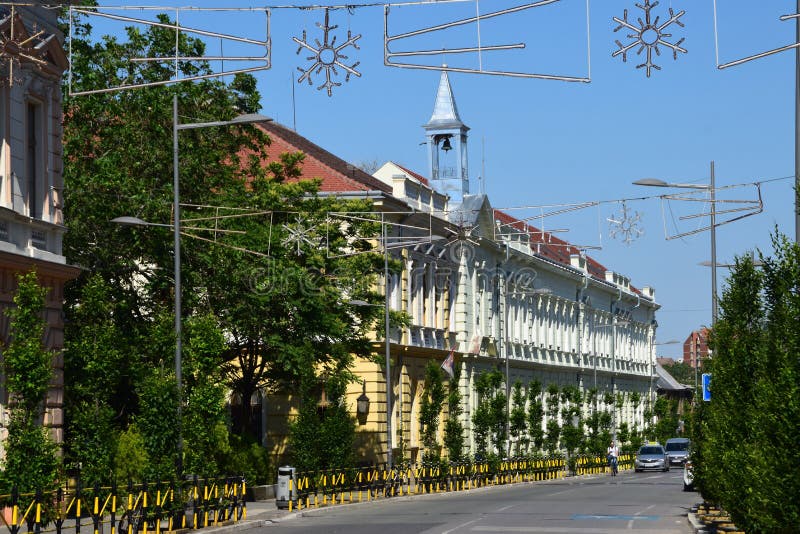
xmin=115 ymin=97 xmax=270 ymax=475
xmin=633 ymin=162 xmax=718 ymax=326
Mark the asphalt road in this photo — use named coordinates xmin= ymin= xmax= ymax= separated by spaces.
xmin=259 ymin=469 xmax=697 ymax=533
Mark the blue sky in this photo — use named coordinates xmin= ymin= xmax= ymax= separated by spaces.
xmin=76 ymin=1 xmax=797 ymax=359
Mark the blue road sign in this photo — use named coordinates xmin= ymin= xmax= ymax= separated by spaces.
xmin=702 ymin=373 xmax=711 ymax=401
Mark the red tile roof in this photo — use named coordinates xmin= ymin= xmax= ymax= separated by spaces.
xmin=391 ymin=162 xmax=430 ymax=186
xmin=250 ymin=121 xmax=638 ymax=294
xmin=252 ymin=121 xmax=391 ymax=194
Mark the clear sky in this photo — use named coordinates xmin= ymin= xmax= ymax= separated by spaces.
xmin=75 ymin=1 xmax=797 ymax=359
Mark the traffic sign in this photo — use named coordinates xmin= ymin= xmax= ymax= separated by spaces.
xmin=702 ymin=373 xmax=711 ymax=401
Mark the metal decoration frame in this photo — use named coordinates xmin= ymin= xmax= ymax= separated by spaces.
xmin=657 ymin=184 xmax=763 ymax=241
xmin=67 ymin=5 xmax=271 ymax=96
xmin=384 ymin=0 xmax=591 ymax=82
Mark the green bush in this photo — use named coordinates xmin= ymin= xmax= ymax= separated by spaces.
xmin=114 ymin=424 xmax=149 ymax=483
xmin=226 ymin=434 xmax=271 ymax=485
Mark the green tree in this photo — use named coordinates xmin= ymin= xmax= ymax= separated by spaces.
xmin=526 ymin=380 xmax=544 ymax=452
xmin=472 ymin=369 xmax=505 ymax=459
xmin=419 ymin=361 xmax=447 ymax=462
xmin=288 ymin=372 xmax=355 ymax=471
xmin=509 ymin=381 xmax=527 ymax=456
xmin=560 ymin=386 xmax=583 ymax=455
xmin=182 ymin=315 xmax=231 ymax=476
xmin=0 ymin=271 xmax=59 ymax=494
xmin=63 ymin=5 xmax=384 ymax=477
xmin=694 ymin=236 xmax=800 ymax=532
xmin=544 ymin=384 xmax=561 ymax=453
xmin=64 ymin=275 xmax=126 ymax=485
xmin=443 ymin=367 xmax=465 ymax=461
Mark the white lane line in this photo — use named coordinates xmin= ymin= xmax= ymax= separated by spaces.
xmin=496 ymin=504 xmax=514 ymax=512
xmin=441 ymin=518 xmax=479 ymax=534
xmin=628 ymin=504 xmax=656 ymax=529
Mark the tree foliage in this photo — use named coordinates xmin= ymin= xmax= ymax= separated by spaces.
xmin=288 ymin=373 xmax=356 ymax=472
xmin=509 ymin=381 xmax=527 ymax=456
xmin=693 ymin=235 xmax=800 ymax=532
xmin=0 ymin=271 xmax=59 ymax=494
xmin=443 ymin=367 xmax=465 ymax=461
xmin=419 ymin=361 xmax=446 ymax=462
xmin=61 ymin=4 xmax=383 ymax=482
xmin=526 ymin=380 xmax=544 ymax=452
xmin=471 ymin=369 xmax=506 ymax=459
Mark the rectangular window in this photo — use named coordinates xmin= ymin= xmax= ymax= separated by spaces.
xmin=26 ymin=102 xmax=40 ymax=218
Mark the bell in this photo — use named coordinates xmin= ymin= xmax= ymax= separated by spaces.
xmin=441 ymin=137 xmax=452 ymax=152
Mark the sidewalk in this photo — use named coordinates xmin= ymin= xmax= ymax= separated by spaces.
xmin=201 ymin=499 xmax=293 ymax=532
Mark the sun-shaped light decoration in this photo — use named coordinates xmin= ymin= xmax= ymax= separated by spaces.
xmin=612 ymin=0 xmax=686 ymax=77
xmin=293 ymin=8 xmax=362 ymax=97
xmin=0 ymin=6 xmax=47 ymax=87
xmin=608 ymin=202 xmax=644 ymax=245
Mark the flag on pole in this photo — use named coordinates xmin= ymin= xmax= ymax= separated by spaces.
xmin=441 ymin=347 xmax=456 ymax=379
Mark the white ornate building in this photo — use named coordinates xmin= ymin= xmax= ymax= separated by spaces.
xmin=251 ymin=72 xmax=659 ymax=466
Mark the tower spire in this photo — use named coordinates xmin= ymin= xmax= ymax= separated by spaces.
xmin=424 ymin=68 xmax=470 ymax=205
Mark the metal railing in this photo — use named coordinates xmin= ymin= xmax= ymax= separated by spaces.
xmin=283 ymin=454 xmax=625 ymax=511
xmin=0 ymin=476 xmax=246 ymax=534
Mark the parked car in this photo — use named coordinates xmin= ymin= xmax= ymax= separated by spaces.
xmin=634 ymin=443 xmax=670 ymax=472
xmin=665 ymin=437 xmax=691 ymax=466
xmin=683 ymin=454 xmax=695 ymax=491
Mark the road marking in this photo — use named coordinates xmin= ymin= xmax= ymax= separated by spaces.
xmin=496 ymin=505 xmax=514 ymax=512
xmin=572 ymin=514 xmax=659 ymax=521
xmin=472 ymin=527 xmax=659 ymax=533
xmin=629 ymin=504 xmax=657 ymax=528
xmin=441 ymin=518 xmax=479 ymax=534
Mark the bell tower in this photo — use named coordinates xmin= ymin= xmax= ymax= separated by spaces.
xmin=424 ymin=68 xmax=469 ymax=205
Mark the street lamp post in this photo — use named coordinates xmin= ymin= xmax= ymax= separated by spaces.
xmin=115 ymin=97 xmax=269 ymax=475
xmin=350 ymin=291 xmax=392 ymax=468
xmin=633 ymin=161 xmax=718 ymax=326
xmin=348 ymin=224 xmax=394 ymax=468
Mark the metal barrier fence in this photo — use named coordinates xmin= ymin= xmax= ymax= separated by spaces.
xmin=285 ymin=453 xmax=629 ymax=512
xmin=0 ymin=476 xmax=246 ymax=534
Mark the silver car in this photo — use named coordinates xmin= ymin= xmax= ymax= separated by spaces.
xmin=634 ymin=443 xmax=670 ymax=472
xmin=665 ymin=437 xmax=691 ymax=466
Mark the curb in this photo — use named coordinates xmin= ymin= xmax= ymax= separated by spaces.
xmin=687 ymin=511 xmax=710 ymax=534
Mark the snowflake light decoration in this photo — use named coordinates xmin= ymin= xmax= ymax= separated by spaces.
xmin=293 ymin=9 xmax=362 ymax=97
xmin=282 ymin=216 xmax=323 ymax=255
xmin=608 ymin=202 xmax=644 ymax=245
xmin=612 ymin=0 xmax=686 ymax=77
